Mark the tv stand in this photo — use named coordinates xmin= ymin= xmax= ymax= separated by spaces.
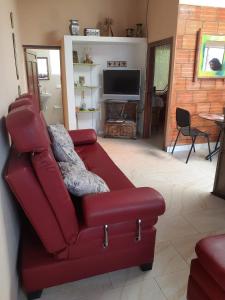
xmin=104 ymin=100 xmax=137 ymax=139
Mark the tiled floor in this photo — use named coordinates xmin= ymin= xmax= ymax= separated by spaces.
xmin=21 ymin=138 xmax=225 ymax=300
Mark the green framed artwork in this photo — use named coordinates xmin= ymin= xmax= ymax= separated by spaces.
xmin=197 ymin=33 xmax=225 ymax=78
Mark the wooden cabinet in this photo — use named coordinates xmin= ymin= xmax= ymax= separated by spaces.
xmin=104 ymin=100 xmax=137 ymax=139
xmin=213 ymin=120 xmax=225 ymax=199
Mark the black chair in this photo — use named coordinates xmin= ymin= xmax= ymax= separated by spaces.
xmin=172 ymin=108 xmax=212 ymax=164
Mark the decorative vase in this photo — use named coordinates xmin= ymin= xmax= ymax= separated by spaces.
xmin=126 ymin=28 xmax=135 ymax=37
xmin=69 ymin=20 xmax=80 ymax=35
xmin=136 ymin=23 xmax=143 ymax=37
xmin=79 ymin=76 xmax=85 ymax=86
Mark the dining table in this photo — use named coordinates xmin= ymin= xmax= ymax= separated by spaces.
xmin=198 ymin=112 xmax=224 ymax=160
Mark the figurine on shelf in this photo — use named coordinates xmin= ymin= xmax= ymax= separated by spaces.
xmin=73 ymin=51 xmax=79 ymax=63
xmin=126 ymin=28 xmax=135 ymax=37
xmin=82 ymin=47 xmax=94 ymax=64
xmin=136 ymin=23 xmax=143 ymax=37
xmin=99 ymin=18 xmax=114 ymax=36
xmin=79 ymin=76 xmax=85 ymax=86
xmin=83 ymin=53 xmax=93 ymax=64
xmin=80 ymin=91 xmax=86 ymax=110
xmin=105 ymin=18 xmax=114 ymax=37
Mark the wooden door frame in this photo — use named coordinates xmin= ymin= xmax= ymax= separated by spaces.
xmin=23 ymin=50 xmax=41 ymax=110
xmin=23 ymin=45 xmax=64 ymax=122
xmin=143 ymin=37 xmax=173 ymax=150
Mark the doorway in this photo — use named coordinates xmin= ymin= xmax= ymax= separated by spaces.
xmin=143 ymin=38 xmax=173 ymax=150
xmin=23 ymin=46 xmax=64 ymax=125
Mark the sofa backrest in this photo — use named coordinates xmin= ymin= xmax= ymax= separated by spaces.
xmin=8 ymin=98 xmax=33 ymax=112
xmin=5 ymin=104 xmax=79 ymax=259
xmin=5 ymin=148 xmax=67 ymax=257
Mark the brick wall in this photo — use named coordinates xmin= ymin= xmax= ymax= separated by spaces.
xmin=167 ymin=4 xmax=225 ymax=146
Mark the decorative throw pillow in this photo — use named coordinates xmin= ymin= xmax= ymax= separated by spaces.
xmin=58 ymin=162 xmax=110 ymax=197
xmin=53 ymin=143 xmax=86 ymax=169
xmin=48 ymin=124 xmax=86 ymax=170
xmin=48 ymin=124 xmax=73 ymax=148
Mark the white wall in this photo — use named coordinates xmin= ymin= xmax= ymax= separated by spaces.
xmin=179 ymin=0 xmax=225 ymax=8
xmin=0 ymin=0 xmax=26 ymax=299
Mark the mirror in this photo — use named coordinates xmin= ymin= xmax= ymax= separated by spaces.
xmin=197 ymin=33 xmax=225 ymax=78
xmin=37 ymin=57 xmax=49 ymax=80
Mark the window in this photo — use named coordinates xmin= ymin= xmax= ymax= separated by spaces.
xmin=154 ymin=45 xmax=170 ymax=91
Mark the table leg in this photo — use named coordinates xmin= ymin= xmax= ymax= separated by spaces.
xmin=205 ymin=128 xmax=222 ymax=160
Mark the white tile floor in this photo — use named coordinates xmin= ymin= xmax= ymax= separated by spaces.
xmin=20 ymin=138 xmax=225 ymax=300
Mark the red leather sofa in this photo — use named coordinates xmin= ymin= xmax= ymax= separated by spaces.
xmin=4 ymin=96 xmax=165 ymax=300
xmin=187 ymin=235 xmax=225 ymax=300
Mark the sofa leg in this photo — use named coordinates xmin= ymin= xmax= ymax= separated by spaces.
xmin=27 ymin=290 xmax=43 ymax=300
xmin=140 ymin=262 xmax=153 ymax=272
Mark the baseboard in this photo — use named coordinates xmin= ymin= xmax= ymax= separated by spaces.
xmin=166 ymin=142 xmax=218 ymax=153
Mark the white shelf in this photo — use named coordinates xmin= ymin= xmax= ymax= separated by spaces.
xmin=76 ymin=109 xmax=100 ymax=113
xmin=73 ymin=63 xmax=99 ymax=67
xmin=65 ymin=35 xmax=147 ymax=45
xmin=63 ymin=34 xmax=147 ymax=131
xmin=74 ymin=85 xmax=100 ymax=89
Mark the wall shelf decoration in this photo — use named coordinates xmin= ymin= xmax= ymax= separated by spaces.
xmin=107 ymin=61 xmax=127 ymax=67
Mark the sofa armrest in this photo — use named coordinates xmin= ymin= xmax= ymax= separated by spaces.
xmin=195 ymin=235 xmax=225 ymax=291
xmin=82 ymin=187 xmax=165 ymax=227
xmin=68 ymin=129 xmax=97 ymax=146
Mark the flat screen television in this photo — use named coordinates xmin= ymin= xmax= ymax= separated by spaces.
xmin=103 ymin=70 xmax=141 ymax=100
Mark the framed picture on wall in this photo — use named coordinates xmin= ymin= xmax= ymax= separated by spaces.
xmin=197 ymin=32 xmax=225 ymax=79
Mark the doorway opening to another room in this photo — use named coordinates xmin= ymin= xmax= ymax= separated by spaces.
xmin=143 ymin=38 xmax=173 ymax=150
xmin=23 ymin=46 xmax=64 ymax=125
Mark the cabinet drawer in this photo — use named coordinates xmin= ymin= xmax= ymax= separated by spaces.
xmin=104 ymin=122 xmax=136 ymax=139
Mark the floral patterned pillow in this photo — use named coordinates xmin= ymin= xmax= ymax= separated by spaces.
xmin=48 ymin=124 xmax=74 ymax=148
xmin=58 ymin=162 xmax=110 ymax=197
xmin=48 ymin=124 xmax=86 ymax=170
xmin=54 ymin=144 xmax=86 ymax=169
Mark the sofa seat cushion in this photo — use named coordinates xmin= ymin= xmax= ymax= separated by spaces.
xmin=196 ymin=234 xmax=225 ymax=291
xmin=58 ymin=162 xmax=109 ymax=196
xmin=75 ymin=142 xmax=134 ymax=191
